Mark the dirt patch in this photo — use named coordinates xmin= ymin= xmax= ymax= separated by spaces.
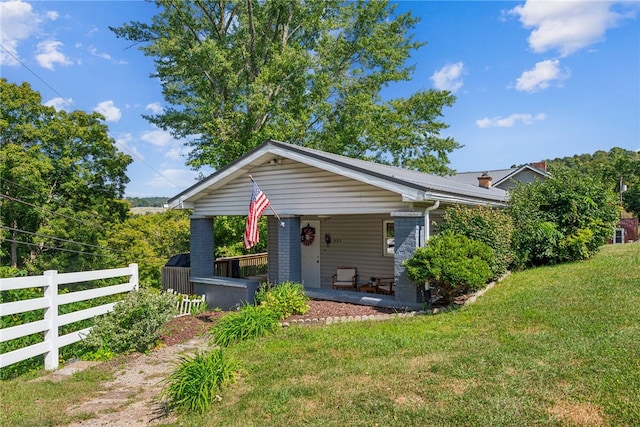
xmin=547 ymin=400 xmax=605 ymax=426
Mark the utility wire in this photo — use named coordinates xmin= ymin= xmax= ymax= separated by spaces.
xmin=0 ymin=43 xmax=74 ymax=108
xmin=1 ymin=43 xmax=186 ymax=192
xmin=2 ymin=238 xmax=127 ymax=259
xmin=0 ymin=192 xmax=102 ymax=229
xmin=1 ymin=226 xmax=130 ymax=256
xmin=0 ymin=177 xmax=117 ymax=230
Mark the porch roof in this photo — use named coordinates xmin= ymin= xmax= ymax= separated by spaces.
xmin=168 ymin=140 xmax=508 ymax=209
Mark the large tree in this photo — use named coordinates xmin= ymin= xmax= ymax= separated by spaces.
xmin=111 ymin=0 xmax=459 ymax=174
xmin=0 ymin=79 xmax=132 ymax=272
xmin=547 ymin=147 xmax=640 ymax=217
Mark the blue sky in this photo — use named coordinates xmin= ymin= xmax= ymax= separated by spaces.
xmin=1 ymin=0 xmax=639 ymax=198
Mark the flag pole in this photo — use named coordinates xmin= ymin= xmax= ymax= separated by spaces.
xmin=249 ymin=175 xmax=285 ymax=226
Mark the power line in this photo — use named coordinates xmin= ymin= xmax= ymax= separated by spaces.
xmin=0 ymin=177 xmax=117 ymax=229
xmin=1 ymin=225 xmax=130 ymax=257
xmin=0 ymin=43 xmax=74 ymax=108
xmin=0 ymin=192 xmax=102 ymax=229
xmin=1 ymin=42 xmax=186 ymax=192
xmin=2 ymin=238 xmax=125 ymax=259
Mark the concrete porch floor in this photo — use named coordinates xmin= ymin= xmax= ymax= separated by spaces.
xmin=304 ymin=288 xmax=423 ymax=311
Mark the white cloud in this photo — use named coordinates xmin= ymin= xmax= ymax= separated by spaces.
xmin=114 ymin=133 xmax=144 ymax=160
xmin=88 ymin=46 xmax=112 ymax=60
xmin=35 ymin=40 xmax=72 ymax=70
xmin=510 ymin=0 xmax=638 ymax=57
xmin=515 ymin=59 xmax=570 ymax=93
xmin=140 ymin=128 xmax=176 ymax=147
xmin=145 ymin=168 xmax=201 ymax=190
xmin=430 ymin=62 xmax=464 ymax=92
xmin=476 ymin=113 xmax=546 ymax=128
xmin=44 ymin=96 xmax=73 ymax=111
xmin=0 ymin=0 xmax=41 ymax=65
xmin=145 ymin=102 xmax=164 ymax=115
xmin=94 ymin=100 xmax=122 ymax=122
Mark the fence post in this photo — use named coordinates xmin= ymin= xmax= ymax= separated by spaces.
xmin=129 ymin=263 xmax=139 ymax=291
xmin=43 ymin=270 xmax=59 ymax=371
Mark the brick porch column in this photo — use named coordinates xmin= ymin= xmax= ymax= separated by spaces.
xmin=190 ymin=216 xmax=215 ymax=278
xmin=267 ymin=216 xmax=301 ymax=284
xmin=392 ymin=212 xmax=425 ymax=304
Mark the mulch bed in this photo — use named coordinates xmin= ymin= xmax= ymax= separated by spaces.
xmin=159 ymin=300 xmax=406 ymax=347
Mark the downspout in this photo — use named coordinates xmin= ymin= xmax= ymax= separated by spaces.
xmin=424 ymin=201 xmax=440 ymax=246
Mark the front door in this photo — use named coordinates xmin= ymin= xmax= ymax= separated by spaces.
xmin=300 ymin=220 xmax=321 ymax=288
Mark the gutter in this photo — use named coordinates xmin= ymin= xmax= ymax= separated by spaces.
xmin=424 ymin=201 xmax=440 ymax=245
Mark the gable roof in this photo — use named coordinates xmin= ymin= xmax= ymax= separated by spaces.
xmin=168 ymin=140 xmax=508 ymax=209
xmin=450 ymin=164 xmax=550 ymax=188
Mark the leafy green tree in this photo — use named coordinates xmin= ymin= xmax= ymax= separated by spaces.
xmin=509 ymin=168 xmax=619 ymax=267
xmin=104 ymin=210 xmax=191 ymax=288
xmin=548 ymin=147 xmax=640 ymax=217
xmin=111 ymin=0 xmax=459 ymax=174
xmin=0 ymin=79 xmax=132 ymax=272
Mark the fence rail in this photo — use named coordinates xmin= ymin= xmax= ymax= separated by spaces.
xmin=0 ymin=264 xmax=138 ymax=371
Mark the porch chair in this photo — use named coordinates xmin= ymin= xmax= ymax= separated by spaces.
xmin=332 ymin=267 xmax=357 ymax=290
xmin=376 ymin=278 xmax=395 ymax=296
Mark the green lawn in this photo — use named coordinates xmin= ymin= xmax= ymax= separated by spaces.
xmin=1 ymin=244 xmax=638 ymax=426
xmin=175 ymin=244 xmax=639 ymax=426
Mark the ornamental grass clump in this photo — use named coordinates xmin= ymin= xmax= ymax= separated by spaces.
xmin=209 ymin=304 xmax=280 ymax=347
xmin=161 ymin=349 xmax=241 ymax=414
xmin=255 ymin=281 xmax=309 ymax=319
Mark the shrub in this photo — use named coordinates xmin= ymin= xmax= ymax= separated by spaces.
xmin=509 ymin=168 xmax=619 ymax=267
xmin=161 ymin=349 xmax=241 ymax=414
xmin=255 ymin=281 xmax=309 ymax=319
xmin=209 ymin=304 xmax=280 ymax=347
xmin=403 ymin=233 xmax=494 ymax=302
xmin=438 ymin=205 xmax=515 ymax=278
xmin=82 ymin=288 xmax=178 ymax=355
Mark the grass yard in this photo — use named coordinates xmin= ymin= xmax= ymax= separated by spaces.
xmin=1 ymin=244 xmax=638 ymax=426
xmin=172 ymin=244 xmax=639 ymax=426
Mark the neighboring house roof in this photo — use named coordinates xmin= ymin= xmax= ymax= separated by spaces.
xmin=450 ymin=164 xmax=550 ymax=190
xmin=168 ymin=140 xmax=508 ymax=211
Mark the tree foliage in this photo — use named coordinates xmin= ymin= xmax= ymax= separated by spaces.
xmin=547 ymin=147 xmax=640 ymax=217
xmin=104 ymin=210 xmax=191 ymax=288
xmin=509 ymin=168 xmax=620 ymax=267
xmin=0 ymin=79 xmax=132 ymax=272
xmin=111 ymin=0 xmax=459 ymax=174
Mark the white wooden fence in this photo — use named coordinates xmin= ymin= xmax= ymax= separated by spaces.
xmin=0 ymin=264 xmax=138 ymax=371
xmin=167 ymin=289 xmax=206 ymax=317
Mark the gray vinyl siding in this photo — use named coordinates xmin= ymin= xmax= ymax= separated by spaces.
xmin=193 ymin=159 xmax=405 ymax=217
xmin=316 ymin=214 xmax=395 ymax=290
xmin=496 ymin=169 xmax=542 ymax=191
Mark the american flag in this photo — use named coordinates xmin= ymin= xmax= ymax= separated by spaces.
xmin=243 ymin=181 xmax=270 ymax=249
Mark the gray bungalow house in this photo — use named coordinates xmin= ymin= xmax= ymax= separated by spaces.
xmin=449 ymin=162 xmax=550 ymax=191
xmin=168 ymin=140 xmax=509 ymax=309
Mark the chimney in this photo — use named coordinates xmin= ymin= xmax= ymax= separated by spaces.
xmin=477 ymin=172 xmax=492 ymax=189
xmin=530 ymin=161 xmax=547 ymax=172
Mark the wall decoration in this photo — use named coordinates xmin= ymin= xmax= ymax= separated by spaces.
xmin=301 ymin=223 xmax=316 ymax=246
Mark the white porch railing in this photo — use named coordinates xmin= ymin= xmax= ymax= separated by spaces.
xmin=0 ymin=264 xmax=138 ymax=371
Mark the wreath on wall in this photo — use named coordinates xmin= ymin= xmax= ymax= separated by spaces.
xmin=301 ymin=223 xmax=316 ymax=246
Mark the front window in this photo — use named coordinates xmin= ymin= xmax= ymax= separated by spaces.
xmin=383 ymin=220 xmax=394 ymax=256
